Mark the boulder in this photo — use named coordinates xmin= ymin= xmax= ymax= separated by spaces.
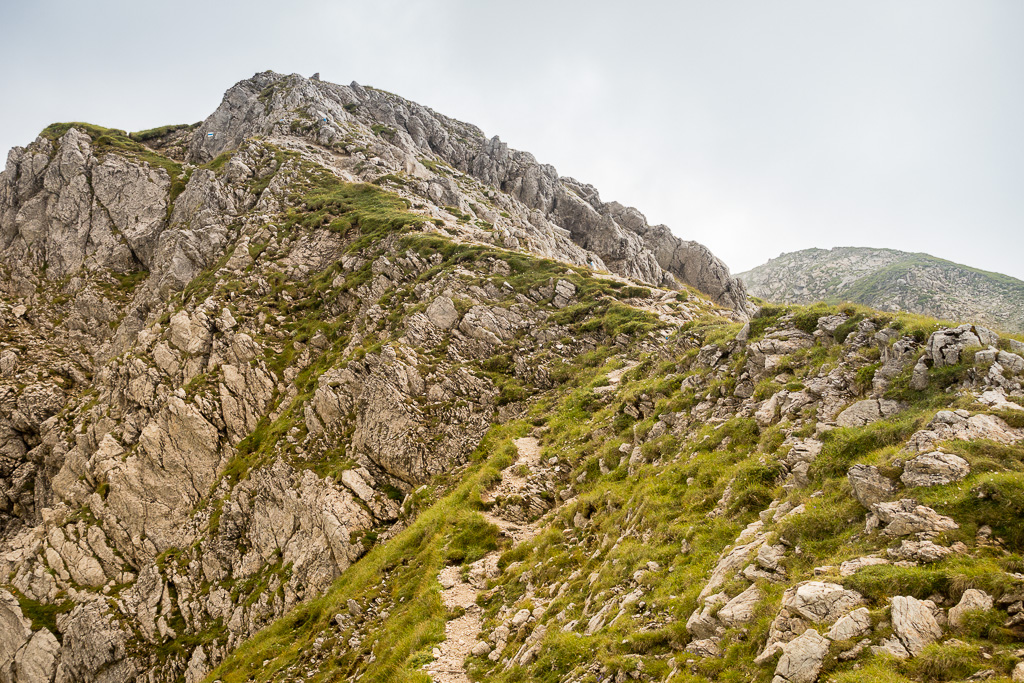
xmin=552 ymin=279 xmax=576 ymax=308
xmin=836 ymin=399 xmax=905 ymax=427
xmin=839 ymin=556 xmax=889 ymax=576
xmin=891 ymin=595 xmax=943 ymax=656
xmin=948 ymin=589 xmax=993 ymax=629
xmin=926 ymin=325 xmax=1000 ymax=368
xmin=425 ymin=296 xmax=459 ymax=330
xmin=826 ymin=607 xmax=872 ymax=641
xmin=718 ymin=585 xmax=763 ymax=629
xmin=782 ymin=581 xmax=864 ymax=624
xmin=0 ymin=350 xmax=16 ymax=377
xmin=772 ymin=628 xmax=828 ymax=683
xmin=910 ymin=358 xmax=930 ymax=391
xmin=685 ymin=638 xmax=723 ymax=658
xmin=870 ymin=499 xmax=959 ymax=537
xmin=687 ymin=593 xmax=729 ymax=639
xmin=847 ymin=465 xmax=897 ymax=508
xmin=511 ymin=608 xmax=532 ymax=628
xmin=997 ymin=350 xmax=1024 ymax=375
xmin=901 ymin=451 xmax=970 ymax=488
xmin=887 ymin=540 xmax=953 ymax=564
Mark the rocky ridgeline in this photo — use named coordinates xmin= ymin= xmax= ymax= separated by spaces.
xmin=738 ymin=247 xmax=1024 ymax=334
xmin=191 ymin=71 xmax=749 ymax=314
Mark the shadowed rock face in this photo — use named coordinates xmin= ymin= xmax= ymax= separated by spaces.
xmin=188 ymin=71 xmax=749 ymax=315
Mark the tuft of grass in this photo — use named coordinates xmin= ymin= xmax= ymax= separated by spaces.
xmin=129 ymin=123 xmax=198 ymax=142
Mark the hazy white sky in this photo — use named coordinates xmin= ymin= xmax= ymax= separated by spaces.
xmin=2 ymin=0 xmax=1021 ymax=278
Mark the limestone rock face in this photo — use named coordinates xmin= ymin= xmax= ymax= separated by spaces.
xmin=188 ymin=72 xmax=749 ymax=315
xmin=3 ymin=69 xmax=1022 ymax=683
xmin=0 ymin=589 xmax=32 ymax=673
xmin=105 ymin=396 xmax=225 ymax=552
xmin=0 ymin=128 xmax=169 ymax=280
xmin=11 ymin=628 xmax=60 ymax=683
xmin=58 ymin=602 xmax=139 ymax=682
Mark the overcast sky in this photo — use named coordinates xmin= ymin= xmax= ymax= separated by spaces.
xmin=2 ymin=0 xmax=1022 ymax=279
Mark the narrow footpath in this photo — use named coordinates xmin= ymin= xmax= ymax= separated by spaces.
xmin=424 ymin=437 xmax=543 ymax=683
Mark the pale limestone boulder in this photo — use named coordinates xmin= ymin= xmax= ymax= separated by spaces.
xmin=948 ymin=589 xmax=993 ymax=629
xmin=847 ymin=465 xmax=897 ymax=508
xmin=0 ymin=350 xmax=16 ymax=377
xmin=926 ymin=324 xmax=999 ymax=368
xmin=870 ymin=499 xmax=959 ymax=537
xmin=425 ymin=295 xmax=459 ymax=329
xmin=839 ymin=556 xmax=889 ymax=576
xmin=782 ymin=581 xmax=864 ymax=624
xmin=685 ymin=638 xmax=723 ymax=658
xmin=887 ymin=540 xmax=953 ymax=564
xmin=772 ymin=628 xmax=828 ymax=683
xmin=717 ymin=585 xmax=763 ymax=629
xmin=552 ymin=279 xmax=576 ymax=308
xmin=836 ymin=399 xmax=905 ymax=427
xmin=686 ymin=593 xmax=729 ymax=639
xmin=901 ymin=451 xmax=970 ymax=488
xmin=997 ymin=350 xmax=1024 ymax=375
xmin=826 ymin=607 xmax=872 ymax=641
xmin=699 ymin=521 xmax=766 ymax=599
xmin=891 ymin=595 xmax=943 ymax=656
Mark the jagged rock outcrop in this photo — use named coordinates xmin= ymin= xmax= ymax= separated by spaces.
xmin=187 ymin=71 xmax=749 ymax=314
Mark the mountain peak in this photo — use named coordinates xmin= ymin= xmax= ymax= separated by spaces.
xmin=186 ymin=70 xmax=749 ymax=313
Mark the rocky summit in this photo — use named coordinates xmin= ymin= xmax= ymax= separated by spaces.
xmin=0 ymin=71 xmax=1023 ymax=683
xmin=738 ymin=247 xmax=1024 ymax=334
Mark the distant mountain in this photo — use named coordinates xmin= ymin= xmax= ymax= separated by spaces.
xmin=738 ymin=246 xmax=1024 ymax=333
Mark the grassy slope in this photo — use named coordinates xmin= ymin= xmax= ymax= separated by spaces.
xmin=206 ymin=295 xmax=1024 ymax=683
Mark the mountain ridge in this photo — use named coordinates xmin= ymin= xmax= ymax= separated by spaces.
xmin=738 ymin=246 xmax=1024 ymax=334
